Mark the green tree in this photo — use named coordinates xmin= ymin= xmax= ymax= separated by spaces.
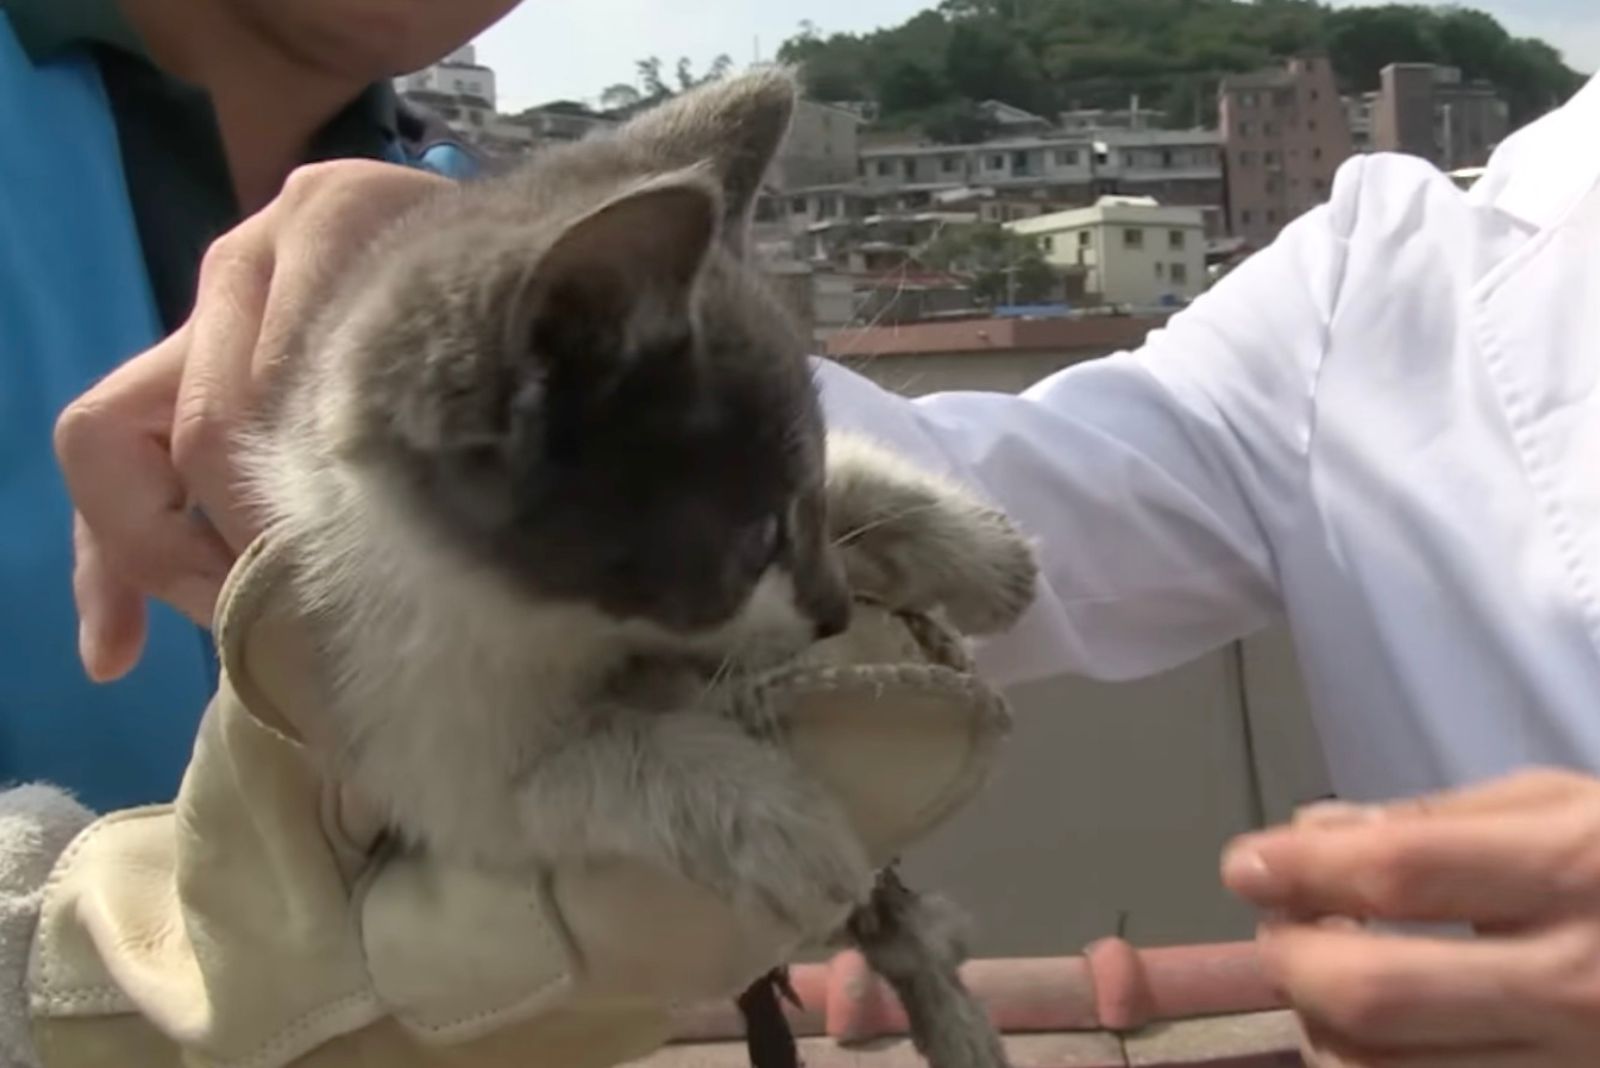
xmin=776 ymin=0 xmax=1583 ymax=138
xmin=922 ymin=224 xmax=1060 ymax=305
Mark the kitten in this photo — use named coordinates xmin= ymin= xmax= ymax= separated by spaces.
xmin=245 ymin=68 xmax=1031 ymax=1065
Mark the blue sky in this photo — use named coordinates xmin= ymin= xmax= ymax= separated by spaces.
xmin=475 ymin=1 xmax=1599 ymax=113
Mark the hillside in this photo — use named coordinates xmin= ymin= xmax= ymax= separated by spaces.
xmin=777 ymin=0 xmax=1585 ymax=138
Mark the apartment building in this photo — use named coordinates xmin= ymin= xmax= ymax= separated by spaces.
xmin=396 ymin=45 xmax=496 ymax=109
xmin=1370 ymin=63 xmax=1510 ymax=172
xmin=511 ymin=101 xmax=615 ymax=145
xmin=858 ymin=128 xmax=1222 ymax=219
xmin=1009 ymin=196 xmax=1207 ymax=308
xmin=1218 ymin=55 xmax=1354 ymax=247
xmin=769 ymin=100 xmax=864 ymax=190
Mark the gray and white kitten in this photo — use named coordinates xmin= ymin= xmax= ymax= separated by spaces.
xmin=246 ymin=69 xmax=1032 ymax=1064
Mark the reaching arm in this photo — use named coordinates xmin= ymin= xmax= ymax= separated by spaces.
xmin=818 ymin=161 xmax=1363 ymax=687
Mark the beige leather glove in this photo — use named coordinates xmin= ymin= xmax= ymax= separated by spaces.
xmin=23 ymin=536 xmax=1010 ymax=1068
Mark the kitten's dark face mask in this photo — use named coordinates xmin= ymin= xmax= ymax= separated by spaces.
xmin=397 ymin=185 xmax=851 ymax=645
xmin=351 ymin=73 xmax=852 ymax=650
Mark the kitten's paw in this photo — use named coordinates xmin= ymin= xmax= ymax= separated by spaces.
xmin=825 ymin=433 xmax=1039 ymax=636
xmin=934 ymin=521 xmax=1038 ymax=636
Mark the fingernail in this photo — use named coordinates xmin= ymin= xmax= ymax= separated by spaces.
xmin=1223 ymin=844 xmax=1281 ymax=898
xmin=1295 ymin=800 xmax=1383 ymax=827
xmin=78 ymin=620 xmax=103 ymax=680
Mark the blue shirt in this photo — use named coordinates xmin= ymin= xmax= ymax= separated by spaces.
xmin=0 ymin=5 xmax=473 ymax=812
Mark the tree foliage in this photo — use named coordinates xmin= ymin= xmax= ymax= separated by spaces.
xmin=611 ymin=54 xmax=736 ymax=109
xmin=775 ymin=1 xmax=1585 ymax=132
xmin=921 ymin=223 xmax=1061 ymax=305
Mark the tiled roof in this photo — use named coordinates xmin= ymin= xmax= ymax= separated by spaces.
xmin=650 ymin=940 xmax=1304 ymax=1068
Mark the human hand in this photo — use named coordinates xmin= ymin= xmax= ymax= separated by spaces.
xmin=53 ymin=159 xmax=450 ymax=682
xmin=1221 ymin=768 xmax=1600 ymax=1066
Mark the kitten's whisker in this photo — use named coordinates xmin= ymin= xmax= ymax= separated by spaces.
xmin=832 ymin=502 xmax=950 ymax=548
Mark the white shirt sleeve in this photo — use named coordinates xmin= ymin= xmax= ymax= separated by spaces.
xmin=817 ymin=160 xmax=1362 ymax=687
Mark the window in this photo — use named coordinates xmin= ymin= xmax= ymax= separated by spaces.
xmin=876 ymin=160 xmax=893 ymax=177
xmin=1309 ymin=119 xmax=1319 ymax=131
xmin=1161 ymin=149 xmax=1174 ymax=168
xmin=1170 ymin=262 xmax=1189 ymax=284
xmin=1264 ymin=150 xmax=1279 ymax=166
xmin=942 ymin=156 xmax=960 ymax=173
xmin=1055 ymin=149 xmax=1079 ymax=166
xmin=1313 ymin=147 xmax=1324 ymax=161
xmin=1263 ymin=121 xmax=1277 ymax=136
xmin=1241 ymin=92 xmax=1257 ymax=108
xmin=1154 ymin=262 xmax=1165 ymax=279
xmin=1266 ymin=209 xmax=1279 ymax=224
xmin=1168 ymin=229 xmax=1185 ymax=250
xmin=988 ymin=154 xmax=1006 ymax=170
xmin=1078 ymin=230 xmax=1091 ymax=247
xmin=1313 ymin=177 xmax=1327 ymax=192
xmin=1123 ymin=227 xmax=1144 ymax=249
xmin=903 ymin=160 xmax=916 ymax=179
xmin=1310 ymin=89 xmax=1321 ymax=102
xmin=1240 ymin=120 xmax=1253 ymax=136
xmin=791 ymin=196 xmax=808 ymax=214
xmin=1241 ymin=209 xmax=1254 ymax=225
xmin=1239 ymin=150 xmax=1255 ymax=166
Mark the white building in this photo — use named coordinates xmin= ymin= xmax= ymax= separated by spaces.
xmin=396 ymin=45 xmax=496 ymax=109
xmin=1008 ymin=196 xmax=1207 ymax=308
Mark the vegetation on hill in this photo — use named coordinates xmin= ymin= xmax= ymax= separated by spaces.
xmin=922 ymin=223 xmax=1062 ymax=304
xmin=775 ymin=1 xmax=1585 ymax=137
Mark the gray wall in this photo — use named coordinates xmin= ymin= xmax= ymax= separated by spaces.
xmin=842 ymin=350 xmax=1333 ymax=954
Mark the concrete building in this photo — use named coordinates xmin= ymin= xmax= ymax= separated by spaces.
xmin=978 ymin=99 xmax=1056 ymax=138
xmin=396 ymin=45 xmax=496 ymax=109
xmin=510 ymin=100 xmax=615 ymax=146
xmin=857 ymin=128 xmax=1223 ymax=233
xmin=1344 ymin=93 xmax=1376 ymax=153
xmin=1219 ymin=55 xmax=1354 ymax=247
xmin=1370 ymin=63 xmax=1509 ymax=172
xmin=769 ymin=100 xmax=863 ymax=190
xmin=1058 ymin=103 xmax=1165 ymax=132
xmin=1009 ymin=197 xmax=1207 ymax=307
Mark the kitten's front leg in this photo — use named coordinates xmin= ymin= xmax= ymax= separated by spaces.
xmin=825 ymin=433 xmax=1038 ymax=636
xmin=514 ymin=712 xmax=872 ymax=934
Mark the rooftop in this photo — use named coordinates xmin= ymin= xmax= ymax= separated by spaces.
xmin=822 ymin=313 xmax=1172 ymax=359
xmin=1009 ymin=199 xmax=1207 ymax=234
xmin=646 ymin=939 xmax=1304 ymax=1068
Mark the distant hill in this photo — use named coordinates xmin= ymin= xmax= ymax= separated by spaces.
xmin=777 ymin=1 xmax=1585 ymax=138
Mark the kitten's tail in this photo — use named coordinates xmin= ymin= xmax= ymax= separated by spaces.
xmin=846 ymin=869 xmax=1011 ymax=1068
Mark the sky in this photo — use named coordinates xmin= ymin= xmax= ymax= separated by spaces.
xmin=474 ymin=1 xmax=1600 ymax=113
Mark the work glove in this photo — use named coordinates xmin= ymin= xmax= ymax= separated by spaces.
xmin=13 ymin=534 xmax=1010 ymax=1068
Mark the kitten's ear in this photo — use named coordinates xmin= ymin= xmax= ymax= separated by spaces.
xmin=527 ymin=172 xmax=720 ymax=369
xmin=617 ymin=68 xmax=797 ymax=253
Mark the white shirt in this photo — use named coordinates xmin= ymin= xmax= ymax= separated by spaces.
xmin=817 ymin=74 xmax=1600 ymax=804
